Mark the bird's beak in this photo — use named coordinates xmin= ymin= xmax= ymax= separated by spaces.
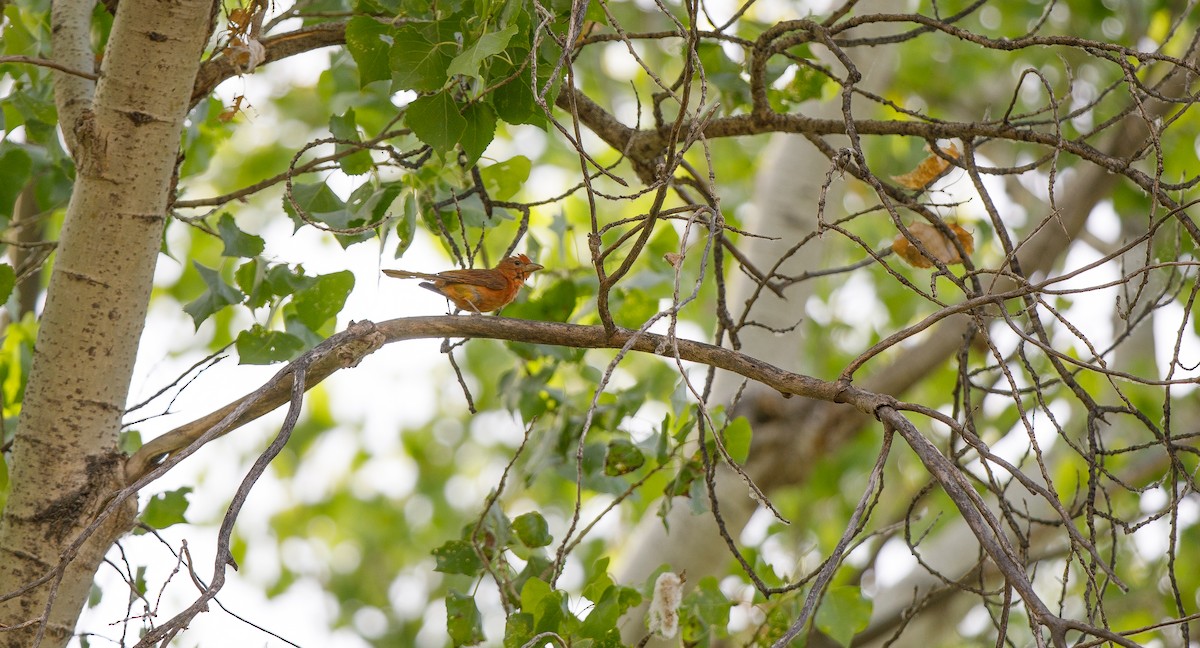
xmin=528 ymin=263 xmax=545 ymax=272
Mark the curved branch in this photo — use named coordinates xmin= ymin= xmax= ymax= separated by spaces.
xmin=190 ymin=22 xmax=347 ymax=107
xmin=125 ymin=315 xmax=876 ymax=482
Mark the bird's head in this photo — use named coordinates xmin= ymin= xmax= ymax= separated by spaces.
xmin=500 ymin=254 xmax=544 ymax=281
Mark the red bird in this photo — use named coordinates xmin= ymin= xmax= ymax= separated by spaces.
xmin=384 ymin=254 xmax=544 ymax=313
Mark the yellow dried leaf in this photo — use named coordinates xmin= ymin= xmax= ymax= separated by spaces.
xmin=892 ymin=143 xmax=960 ymax=189
xmin=892 ymin=222 xmax=974 ymax=268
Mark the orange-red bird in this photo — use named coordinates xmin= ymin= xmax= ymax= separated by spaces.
xmin=383 ymin=254 xmax=544 ymax=313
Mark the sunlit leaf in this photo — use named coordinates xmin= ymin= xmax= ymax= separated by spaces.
xmin=479 ymin=155 xmax=530 ymax=201
xmin=447 ymin=24 xmax=518 ymax=80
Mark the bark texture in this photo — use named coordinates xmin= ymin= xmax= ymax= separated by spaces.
xmin=0 ymin=1 xmax=213 ymax=645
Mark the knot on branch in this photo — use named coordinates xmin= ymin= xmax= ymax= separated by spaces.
xmin=338 ymin=320 xmax=385 ymax=368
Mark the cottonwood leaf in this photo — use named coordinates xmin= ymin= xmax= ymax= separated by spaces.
xmin=140 ymin=488 xmax=192 ymax=530
xmin=346 ymin=16 xmax=392 ymax=87
xmin=406 ymin=92 xmax=466 ymax=153
xmin=447 ymin=24 xmax=518 ymax=80
xmin=217 ymin=213 xmax=265 ymax=258
xmin=236 ymin=324 xmax=305 ymax=364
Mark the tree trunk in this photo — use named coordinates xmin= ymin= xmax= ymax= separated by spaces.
xmin=0 ymin=2 xmax=213 ymax=645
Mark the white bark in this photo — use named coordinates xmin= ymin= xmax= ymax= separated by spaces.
xmin=0 ymin=2 xmax=213 ymax=645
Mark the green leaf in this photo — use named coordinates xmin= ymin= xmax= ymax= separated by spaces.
xmin=119 ymin=429 xmax=142 ymax=454
xmin=0 ymin=144 xmax=32 ymax=218
xmin=520 ymin=576 xmax=551 ymax=612
xmin=664 ymin=459 xmax=702 ymax=498
xmin=514 ymin=554 xmax=554 ymax=595
xmin=512 ymin=511 xmax=552 ymax=548
xmin=236 ymin=324 xmax=306 ymax=364
xmin=345 ymin=16 xmax=392 ymax=87
xmin=446 ymin=591 xmax=486 ymax=646
xmin=0 ymin=264 xmax=15 ymax=304
xmin=447 ymin=24 xmax=518 ymax=80
xmin=216 ymin=213 xmax=265 ymax=258
xmin=503 ymin=613 xmax=535 ymax=648
xmin=287 ymin=270 xmax=354 ymax=331
xmin=460 ymin=102 xmax=497 ymax=164
xmin=582 ymin=557 xmax=614 ymax=602
xmin=347 ymin=182 xmax=401 ymax=231
xmin=284 ymin=182 xmax=352 ymax=231
xmin=330 ymin=109 xmax=373 ymax=176
xmin=235 ymin=259 xmax=269 ymax=309
xmin=526 ymin=585 xmax=571 ymax=634
xmin=815 ymin=586 xmax=872 ymax=647
xmin=581 ymin=584 xmax=638 ymax=643
xmin=681 ymin=576 xmax=731 ymax=643
xmin=140 ymin=487 xmax=193 ymax=530
xmin=265 ymin=263 xmax=317 ymax=297
xmin=433 ymin=539 xmax=484 ymax=576
xmin=406 ymin=92 xmax=467 ymax=153
xmin=390 ymin=23 xmax=456 ymax=92
xmin=87 ymin=582 xmax=103 ymax=608
xmin=722 ymin=416 xmax=752 ymax=464
xmin=479 ymin=155 xmax=530 ymax=201
xmin=183 ymin=262 xmax=243 ymax=328
xmin=394 ymin=192 xmax=418 ymax=257
xmin=604 ymin=439 xmax=645 ymax=476
xmin=487 ymin=47 xmax=546 ymax=127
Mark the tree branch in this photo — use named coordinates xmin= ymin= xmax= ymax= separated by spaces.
xmin=126 ymin=315 xmax=879 ymax=482
xmin=190 ymin=22 xmax=347 ymax=107
xmin=0 ymin=56 xmax=98 ymax=81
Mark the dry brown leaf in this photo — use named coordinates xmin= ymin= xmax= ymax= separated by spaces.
xmin=892 ymin=221 xmax=974 ymax=268
xmin=892 ymin=143 xmax=960 ymax=189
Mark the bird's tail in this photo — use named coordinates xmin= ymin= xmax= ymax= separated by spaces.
xmin=383 ymin=269 xmax=443 ymax=281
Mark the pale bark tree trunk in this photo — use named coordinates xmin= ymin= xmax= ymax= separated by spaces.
xmin=0 ymin=2 xmax=214 ymax=646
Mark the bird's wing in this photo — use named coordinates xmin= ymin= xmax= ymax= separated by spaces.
xmin=431 ymin=269 xmax=509 ymax=290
